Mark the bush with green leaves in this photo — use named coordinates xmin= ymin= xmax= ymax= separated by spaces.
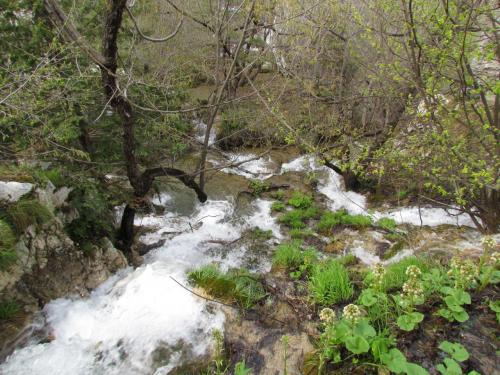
xmin=309 ymin=260 xmax=353 ymax=305
xmin=0 ymin=219 xmax=17 ymax=270
xmin=66 ymin=182 xmax=115 ymax=245
xmin=188 ymin=265 xmax=266 ymax=309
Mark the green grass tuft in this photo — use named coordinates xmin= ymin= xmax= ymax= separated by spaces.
xmin=6 ymin=199 xmax=52 ymax=233
xmin=271 ymin=201 xmax=286 ymax=212
xmin=308 ymin=260 xmax=353 ymax=305
xmin=365 ymin=257 xmax=431 ymax=291
xmin=376 ymin=217 xmax=397 ymax=231
xmin=287 ymin=191 xmax=313 ymax=209
xmin=317 ymin=209 xmax=372 ymax=232
xmin=278 ymin=207 xmax=320 ymax=229
xmin=188 ymin=265 xmax=266 ymax=309
xmin=0 ymin=301 xmax=20 ymax=320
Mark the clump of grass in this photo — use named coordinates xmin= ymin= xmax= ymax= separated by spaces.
xmin=273 ymin=240 xmax=304 ymax=269
xmin=287 ymin=191 xmax=313 ymax=209
xmin=271 ymin=189 xmax=285 ymax=200
xmin=316 ymin=209 xmax=372 ymax=232
xmin=271 ymin=201 xmax=286 ymax=212
xmin=249 ymin=180 xmax=268 ymax=196
xmin=279 ymin=207 xmax=319 ymax=229
xmin=6 ymin=199 xmax=52 ymax=233
xmin=248 ymin=227 xmax=273 ymax=241
xmin=0 ymin=219 xmax=17 ymax=270
xmin=364 ymin=257 xmax=430 ymax=292
xmin=376 ymin=217 xmax=397 ymax=231
xmin=0 ymin=300 xmax=20 ymax=320
xmin=308 ymin=260 xmax=354 ymax=305
xmin=188 ymin=265 xmax=266 ymax=309
xmin=289 ymin=228 xmax=314 ymax=239
xmin=34 ymin=168 xmax=66 ymax=188
xmin=337 ymin=254 xmax=358 ymax=266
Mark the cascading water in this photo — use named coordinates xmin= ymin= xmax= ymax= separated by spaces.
xmin=0 ymin=151 xmax=485 ymax=374
xmin=0 ymin=196 xmax=280 ymax=375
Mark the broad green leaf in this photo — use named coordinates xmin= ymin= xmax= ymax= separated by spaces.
xmin=405 ymin=362 xmax=430 ymax=375
xmin=353 ymin=319 xmax=376 ymax=338
xmin=381 ymin=348 xmax=408 ymax=373
xmin=452 ymin=310 xmax=469 ymax=323
xmin=438 ymin=341 xmax=469 ymax=362
xmin=345 ymin=335 xmax=370 ymax=354
xmin=436 ymin=358 xmax=462 ymax=375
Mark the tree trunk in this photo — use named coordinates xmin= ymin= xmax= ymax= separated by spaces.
xmin=118 ymin=204 xmax=136 ymax=250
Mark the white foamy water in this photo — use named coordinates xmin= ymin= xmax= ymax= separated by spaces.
xmin=1 ymin=198 xmax=281 ymax=375
xmin=210 ymin=152 xmax=276 ymax=180
xmin=282 ymin=155 xmax=475 ymax=228
xmin=194 ymin=119 xmax=216 ymax=146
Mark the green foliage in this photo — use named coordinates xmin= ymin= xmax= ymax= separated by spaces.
xmin=289 ymin=228 xmax=314 ymax=239
xmin=248 ymin=227 xmax=273 ymax=241
xmin=338 ymin=254 xmax=358 ymax=266
xmin=380 ymin=348 xmax=429 ymax=375
xmin=0 ymin=219 xmax=17 ymax=269
xmin=6 ymin=199 xmax=52 ymax=233
xmin=270 ymin=189 xmax=285 ymax=200
xmin=0 ymin=300 xmax=20 ymax=320
xmin=316 ymin=209 xmax=372 ymax=232
xmin=309 ymin=260 xmax=353 ymax=305
xmin=249 ymin=180 xmax=268 ymax=197
xmin=271 ymin=201 xmax=285 ymax=212
xmin=234 ymin=361 xmax=252 ymax=375
xmin=365 ymin=257 xmax=430 ymax=292
xmin=287 ymin=191 xmax=313 ymax=209
xmin=396 ymin=312 xmax=424 ymax=331
xmin=66 ymin=182 xmax=114 ymax=244
xmin=437 ymin=287 xmax=471 ymax=323
xmin=489 ymin=300 xmax=500 ymax=323
xmin=188 ymin=265 xmax=266 ymax=309
xmin=278 ymin=207 xmax=319 ymax=229
xmin=438 ymin=341 xmax=469 ymax=362
xmin=376 ymin=217 xmax=397 ymax=231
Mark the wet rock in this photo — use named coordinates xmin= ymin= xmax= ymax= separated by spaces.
xmin=0 ymin=181 xmax=33 ymax=202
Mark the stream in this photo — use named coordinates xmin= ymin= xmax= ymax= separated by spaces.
xmin=0 ymin=143 xmax=484 ymax=374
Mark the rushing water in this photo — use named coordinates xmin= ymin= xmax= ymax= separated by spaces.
xmin=0 ymin=151 xmax=481 ymax=374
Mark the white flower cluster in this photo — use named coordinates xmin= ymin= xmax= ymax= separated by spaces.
xmin=401 ymin=265 xmax=424 ymax=301
xmin=343 ymin=304 xmax=363 ymax=323
xmin=481 ymin=236 xmax=496 ymax=251
xmin=371 ymin=263 xmax=386 ymax=289
xmin=319 ymin=308 xmax=336 ymax=324
xmin=448 ymin=257 xmax=478 ymax=289
xmin=490 ymin=252 xmax=500 ymax=264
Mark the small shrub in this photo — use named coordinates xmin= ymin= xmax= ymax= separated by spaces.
xmin=376 ymin=217 xmax=397 ymax=231
xmin=0 ymin=301 xmax=20 ymax=320
xmin=309 ymin=260 xmax=353 ymax=305
xmin=287 ymin=191 xmax=313 ymax=209
xmin=66 ymin=183 xmax=114 ymax=244
xmin=271 ymin=201 xmax=285 ymax=212
xmin=188 ymin=265 xmax=266 ymax=309
xmin=6 ymin=199 xmax=52 ymax=233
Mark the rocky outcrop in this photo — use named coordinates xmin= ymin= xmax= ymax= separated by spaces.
xmin=0 ymin=182 xmax=127 ymax=357
xmin=0 ymin=182 xmax=33 ymax=203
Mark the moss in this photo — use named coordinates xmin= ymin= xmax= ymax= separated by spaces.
xmin=249 ymin=180 xmax=268 ymax=197
xmin=289 ymin=228 xmax=314 ymax=239
xmin=0 ymin=300 xmax=20 ymax=320
xmin=0 ymin=219 xmax=17 ymax=270
xmin=308 ymin=260 xmax=354 ymax=305
xmin=270 ymin=189 xmax=285 ymax=200
xmin=188 ymin=265 xmax=266 ymax=309
xmin=6 ymin=199 xmax=52 ymax=233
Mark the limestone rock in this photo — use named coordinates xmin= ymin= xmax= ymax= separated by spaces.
xmin=0 ymin=181 xmax=33 ymax=202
